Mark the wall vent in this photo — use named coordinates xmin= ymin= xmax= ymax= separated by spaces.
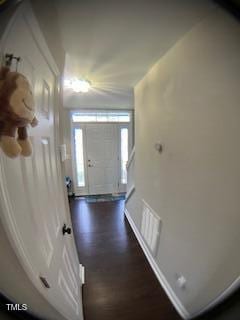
xmin=141 ymin=200 xmax=161 ymax=256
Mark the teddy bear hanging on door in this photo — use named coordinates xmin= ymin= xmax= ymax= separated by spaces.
xmin=0 ymin=66 xmax=38 ymax=158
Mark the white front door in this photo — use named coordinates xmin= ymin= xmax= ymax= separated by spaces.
xmin=72 ymin=122 xmax=131 ymax=196
xmin=86 ymin=124 xmax=118 ymax=195
xmin=0 ymin=4 xmax=83 ymax=320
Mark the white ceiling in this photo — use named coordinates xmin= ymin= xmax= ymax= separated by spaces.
xmin=55 ymin=0 xmax=215 ymax=109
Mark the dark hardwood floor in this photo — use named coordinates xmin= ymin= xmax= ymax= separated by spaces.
xmin=70 ymin=198 xmax=240 ymax=320
xmin=70 ymin=198 xmax=181 ymax=320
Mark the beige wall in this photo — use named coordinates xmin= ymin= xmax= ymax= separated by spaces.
xmin=127 ymin=7 xmax=240 ymax=316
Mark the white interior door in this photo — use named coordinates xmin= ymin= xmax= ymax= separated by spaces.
xmin=0 ymin=5 xmax=83 ymax=320
xmin=86 ymin=123 xmax=118 ymax=195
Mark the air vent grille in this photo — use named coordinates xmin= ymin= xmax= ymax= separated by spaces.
xmin=141 ymin=200 xmax=161 ymax=256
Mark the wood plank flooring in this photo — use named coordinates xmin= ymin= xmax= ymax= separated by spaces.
xmin=70 ymin=198 xmax=240 ymax=320
xmin=70 ymin=199 xmax=181 ymax=320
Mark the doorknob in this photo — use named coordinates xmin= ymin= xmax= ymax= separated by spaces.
xmin=62 ymin=223 xmax=71 ymax=235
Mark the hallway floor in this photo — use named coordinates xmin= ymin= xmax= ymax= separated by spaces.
xmin=70 ymin=198 xmax=240 ymax=320
xmin=70 ymin=198 xmax=181 ymax=320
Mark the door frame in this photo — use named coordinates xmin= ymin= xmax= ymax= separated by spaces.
xmin=0 ymin=2 xmax=81 ymax=319
xmin=70 ymin=110 xmax=133 ymax=196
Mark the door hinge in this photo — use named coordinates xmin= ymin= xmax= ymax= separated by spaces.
xmin=79 ymin=264 xmax=85 ymax=285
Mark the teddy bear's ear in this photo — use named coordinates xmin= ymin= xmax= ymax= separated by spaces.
xmin=0 ymin=67 xmax=10 ymax=80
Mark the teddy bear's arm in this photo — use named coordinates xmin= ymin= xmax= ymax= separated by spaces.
xmin=31 ymin=116 xmax=38 ymax=127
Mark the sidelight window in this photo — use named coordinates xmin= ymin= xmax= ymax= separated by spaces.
xmin=121 ymin=128 xmax=128 ymax=184
xmin=74 ymin=128 xmax=85 ymax=187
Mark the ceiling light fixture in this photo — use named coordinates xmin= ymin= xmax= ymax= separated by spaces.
xmin=64 ymin=78 xmax=91 ymax=93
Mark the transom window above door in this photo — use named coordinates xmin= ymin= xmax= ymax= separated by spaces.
xmin=72 ymin=111 xmax=131 ymax=123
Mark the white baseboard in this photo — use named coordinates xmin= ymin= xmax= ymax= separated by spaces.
xmin=124 ymin=208 xmax=190 ymax=320
xmin=125 ymin=208 xmax=240 ymax=319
